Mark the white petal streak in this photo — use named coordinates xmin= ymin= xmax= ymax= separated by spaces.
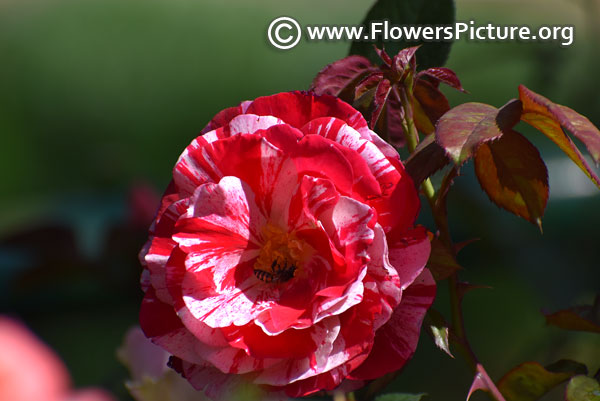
xmin=174 ymin=138 xmax=221 ymax=197
xmin=332 ymin=124 xmax=397 ymax=180
xmin=365 ymin=224 xmax=402 ymax=329
xmin=266 ymin=158 xmax=299 ymax=228
xmin=229 ymin=114 xmax=284 ymax=135
xmin=201 ymin=129 xmax=220 ymax=145
xmin=300 ymin=176 xmax=340 ymax=226
xmin=185 ymin=176 xmax=266 ymax=245
xmin=312 ymin=266 xmax=367 ymax=323
xmin=326 ymin=196 xmax=374 ymax=247
xmin=182 ymin=274 xmax=274 ymax=329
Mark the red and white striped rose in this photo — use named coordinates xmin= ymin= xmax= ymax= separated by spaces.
xmin=139 ymin=91 xmax=435 ymax=399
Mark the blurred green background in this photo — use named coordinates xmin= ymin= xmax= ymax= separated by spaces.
xmin=0 ymin=0 xmax=598 ymax=400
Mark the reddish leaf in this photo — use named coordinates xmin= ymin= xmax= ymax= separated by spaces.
xmin=417 ymin=67 xmax=466 ymax=92
xmin=374 ymin=46 xmax=393 ymax=67
xmin=405 ymin=134 xmax=450 ymax=188
xmin=384 ymin=88 xmax=406 ymax=146
xmin=370 ymin=79 xmax=392 ymax=129
xmin=436 ymin=103 xmax=501 ymax=164
xmin=310 ymin=55 xmax=375 ymax=99
xmin=413 ymin=79 xmax=450 ymax=135
xmin=467 ymin=364 xmax=507 ymax=401
xmin=519 ymin=85 xmax=600 ymax=189
xmin=544 ymin=295 xmax=600 ymax=334
xmin=497 ymin=99 xmax=524 ymax=130
xmin=426 ymin=236 xmax=462 ymax=281
xmin=474 ymin=130 xmax=549 ymax=228
xmin=392 ymin=46 xmax=420 ymax=74
xmin=498 ymin=361 xmax=584 ymax=401
xmin=355 ymin=72 xmax=383 ymax=99
xmin=436 ymin=99 xmax=523 ymax=165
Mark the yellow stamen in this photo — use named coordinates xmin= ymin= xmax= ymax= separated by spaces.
xmin=253 ymin=223 xmax=312 ymax=282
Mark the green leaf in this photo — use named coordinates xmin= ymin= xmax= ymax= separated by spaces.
xmin=519 ymin=85 xmax=600 ymax=189
xmin=498 ymin=361 xmax=584 ymax=401
xmin=566 ymin=376 xmax=600 ymax=401
xmin=426 ymin=236 xmax=462 ymax=281
xmin=544 ymin=295 xmax=600 ymax=334
xmin=424 ymin=309 xmax=453 ymax=357
xmin=474 ymin=130 xmax=549 ymax=229
xmin=374 ymin=393 xmax=427 ymax=401
xmin=349 ymin=0 xmax=455 ymax=70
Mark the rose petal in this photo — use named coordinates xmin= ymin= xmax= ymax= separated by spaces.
xmin=200 ymin=105 xmax=243 ymax=134
xmin=141 ymin=288 xmax=273 ymax=375
xmin=301 ymin=116 xmax=416 ymax=233
xmin=388 ymin=226 xmax=431 ymax=290
xmin=363 ymin=224 xmax=401 ymax=330
xmin=221 ymin=322 xmax=324 ymax=360
xmin=253 ymin=316 xmax=342 ymax=386
xmin=179 ymin=176 xmax=266 ymax=247
xmin=347 ymin=269 xmax=436 ymax=380
xmin=246 ymin=91 xmax=368 ymax=132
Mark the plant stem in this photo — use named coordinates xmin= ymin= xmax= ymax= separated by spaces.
xmin=397 ymin=84 xmax=509 ymax=400
xmin=398 ymin=81 xmax=481 ymax=374
xmin=397 ymin=85 xmax=419 ymax=153
xmin=422 ymin=178 xmax=436 ymax=200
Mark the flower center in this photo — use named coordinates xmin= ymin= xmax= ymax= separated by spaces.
xmin=253 ymin=223 xmax=310 ymax=284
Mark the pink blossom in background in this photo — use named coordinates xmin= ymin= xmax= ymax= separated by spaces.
xmin=0 ymin=316 xmax=116 ymax=401
xmin=118 ymin=326 xmax=207 ymax=401
xmin=128 ymin=183 xmax=161 ymax=229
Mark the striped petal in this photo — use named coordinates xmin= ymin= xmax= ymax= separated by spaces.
xmin=302 ymin=116 xmax=414 ymax=233
xmin=388 ymin=226 xmax=431 ymax=290
xmin=228 ymin=114 xmax=284 ymax=135
xmin=347 ymin=269 xmax=436 ymax=380
xmin=246 ymin=91 xmax=368 ymax=132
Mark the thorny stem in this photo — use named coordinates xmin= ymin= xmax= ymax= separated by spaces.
xmin=396 ymin=78 xmax=504 ymax=401
xmin=448 ymin=275 xmax=478 ymax=372
xmin=355 ymin=74 xmax=504 ymax=401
